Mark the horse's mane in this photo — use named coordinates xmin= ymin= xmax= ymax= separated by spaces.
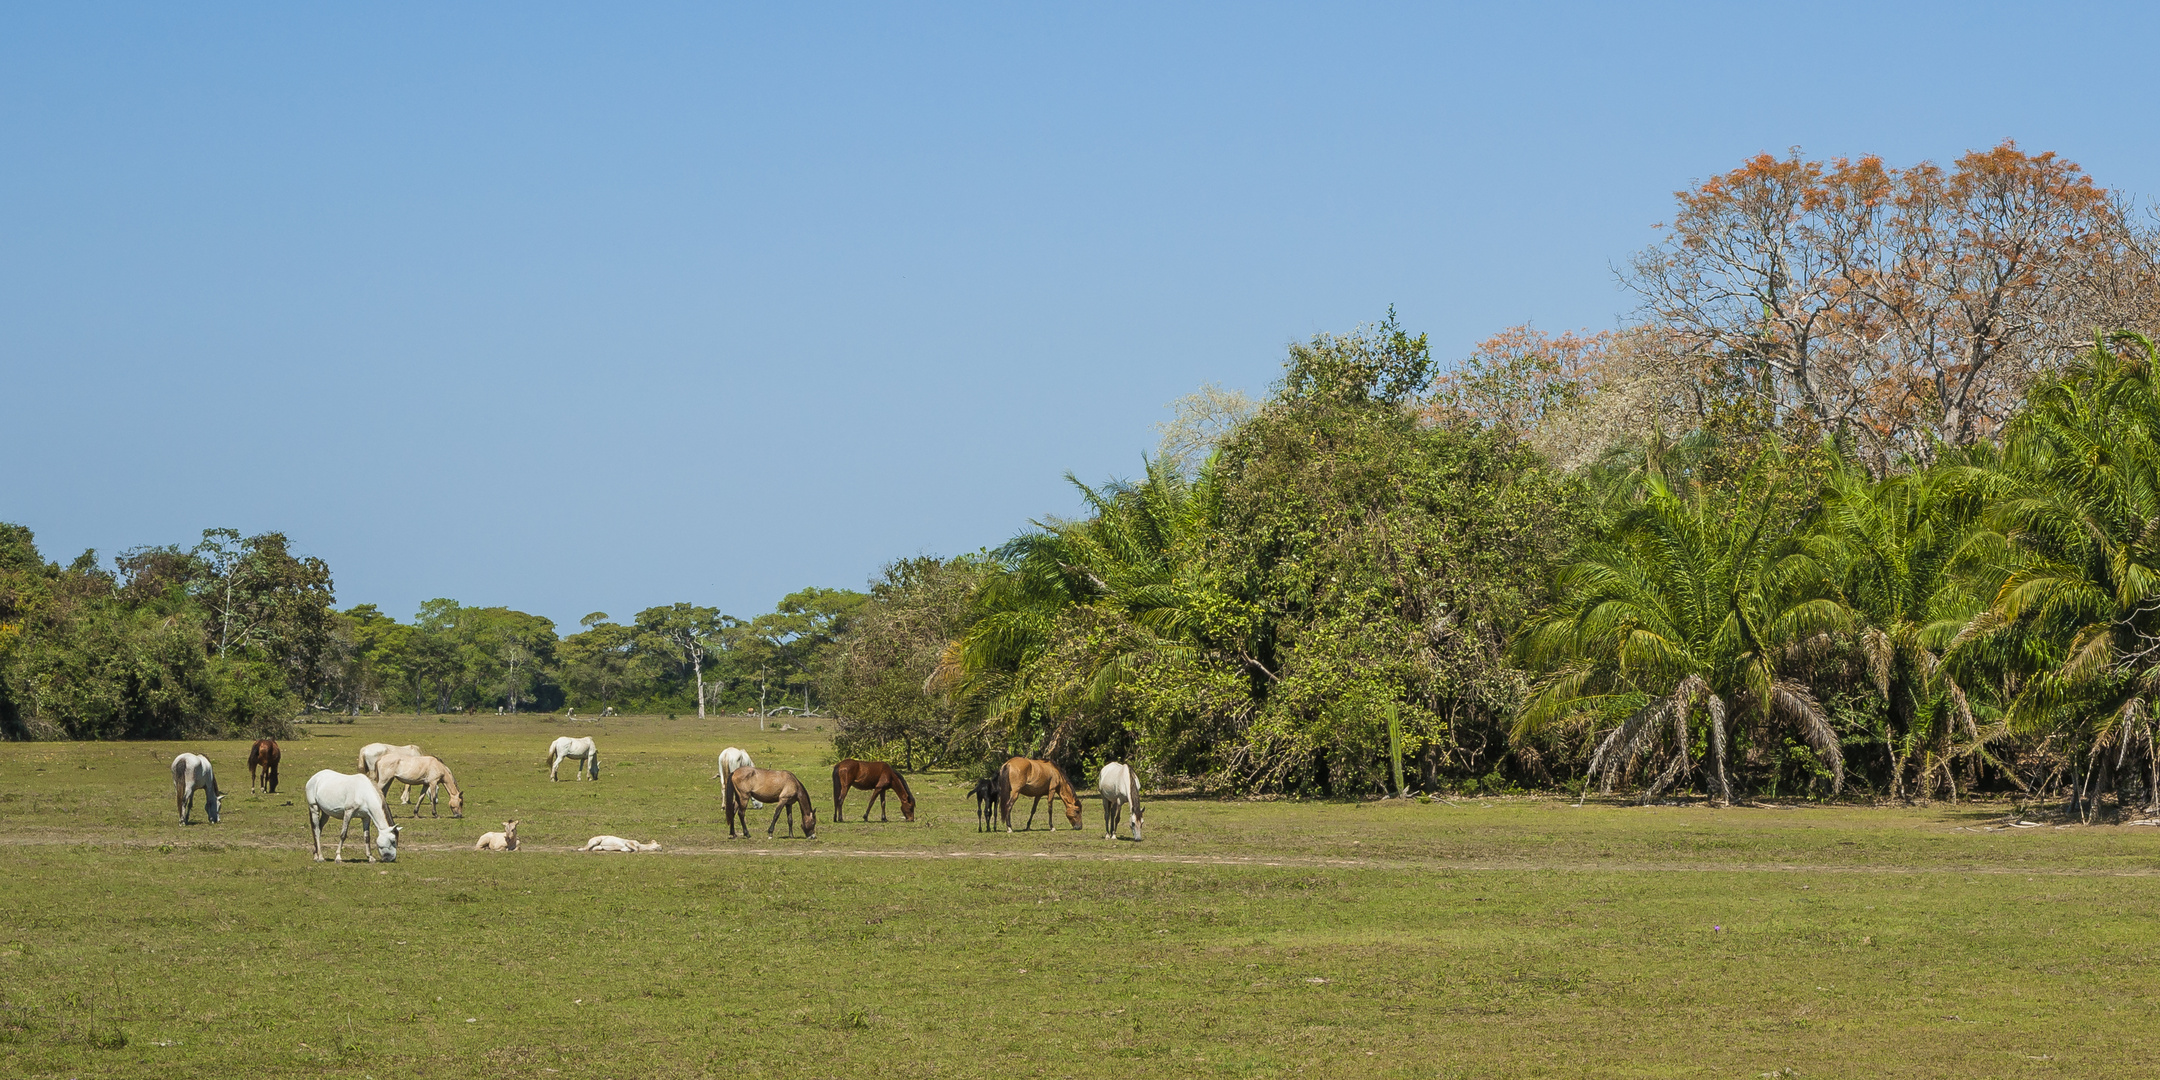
xmin=890 ymin=767 xmax=914 ymax=803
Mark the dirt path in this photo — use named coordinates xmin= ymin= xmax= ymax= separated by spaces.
xmin=4 ymin=830 xmax=2158 ymax=877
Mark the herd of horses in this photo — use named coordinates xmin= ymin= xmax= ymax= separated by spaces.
xmin=166 ymin=734 xmax=1146 ymax=864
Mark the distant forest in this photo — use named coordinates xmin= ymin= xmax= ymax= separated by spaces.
xmin=12 ymin=142 xmax=2160 ymax=816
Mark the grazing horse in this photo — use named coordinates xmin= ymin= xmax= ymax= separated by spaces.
xmin=999 ymin=757 xmax=1082 ymax=833
xmin=247 ymin=739 xmax=281 ymax=794
xmin=1098 ymin=761 xmax=1144 ymax=841
xmin=474 ymin=820 xmax=519 ymax=851
xmin=304 ymin=770 xmax=402 ymax=863
xmin=359 ymin=742 xmax=424 ymax=802
xmin=582 ymin=835 xmax=661 ymax=852
xmin=971 ymin=773 xmax=1007 ymax=832
xmin=726 ymin=766 xmax=817 ymax=839
xmin=171 ymin=753 xmax=224 ymax=825
xmin=546 ymin=736 xmax=600 ymax=781
xmin=373 ymin=750 xmax=465 ymax=818
xmin=714 ymin=746 xmax=763 ymax=809
xmin=832 ymin=759 xmax=915 ymax=822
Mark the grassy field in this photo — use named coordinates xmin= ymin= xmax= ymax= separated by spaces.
xmin=1 ymin=715 xmax=2156 ymax=1078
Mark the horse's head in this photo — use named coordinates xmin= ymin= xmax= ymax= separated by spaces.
xmin=449 ymin=789 xmax=465 ymax=818
xmin=378 ymin=824 xmax=403 ymax=862
xmin=1131 ymin=802 xmax=1144 ymax=841
xmin=503 ymin=820 xmax=519 ymax=835
xmin=799 ymin=800 xmax=818 ymax=839
xmin=210 ymin=793 xmax=225 ymax=823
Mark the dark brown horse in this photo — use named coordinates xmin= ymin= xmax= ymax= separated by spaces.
xmin=999 ymin=757 xmax=1081 ymax=832
xmin=831 ymin=759 xmax=915 ymax=822
xmin=971 ymin=774 xmax=1005 ymax=832
xmin=726 ymin=766 xmax=818 ymax=839
xmin=247 ymin=738 xmax=281 ymax=794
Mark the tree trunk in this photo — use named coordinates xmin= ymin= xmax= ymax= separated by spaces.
xmin=693 ymin=651 xmax=707 ymax=719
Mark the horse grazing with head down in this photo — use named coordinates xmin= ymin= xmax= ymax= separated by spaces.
xmin=247 ymin=739 xmax=281 ymax=794
xmin=999 ymin=757 xmax=1081 ymax=833
xmin=171 ymin=753 xmax=224 ymax=825
xmin=373 ymin=750 xmax=465 ymax=818
xmin=726 ymin=767 xmax=817 ymax=839
xmin=1098 ymin=761 xmax=1143 ymax=841
xmin=304 ymin=770 xmax=401 ymax=863
xmin=546 ymin=736 xmax=599 ymax=781
xmin=832 ymin=759 xmax=915 ymax=822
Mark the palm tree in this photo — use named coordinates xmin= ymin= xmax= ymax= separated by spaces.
xmin=935 ymin=459 xmax=1222 ymax=761
xmin=1952 ymin=332 xmax=2160 ymax=819
xmin=1810 ymin=460 xmax=1998 ymax=800
xmin=1515 ymin=460 xmax=1847 ymax=804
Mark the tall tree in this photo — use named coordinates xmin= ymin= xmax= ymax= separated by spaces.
xmin=636 ymin=603 xmax=731 ymax=718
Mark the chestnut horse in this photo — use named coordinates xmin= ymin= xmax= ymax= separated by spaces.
xmin=999 ymin=757 xmax=1081 ymax=832
xmin=726 ymin=766 xmax=817 ymax=839
xmin=831 ymin=759 xmax=915 ymax=822
xmin=248 ymin=738 xmax=281 ymax=794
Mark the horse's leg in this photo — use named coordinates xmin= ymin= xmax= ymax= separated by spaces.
xmin=1026 ymin=796 xmax=1041 ymax=831
xmin=767 ymin=801 xmax=784 ymax=838
xmin=550 ymin=756 xmax=560 ymax=781
xmin=877 ymin=786 xmax=889 ymax=822
xmin=310 ymin=806 xmax=325 ymax=861
xmin=336 ymin=811 xmax=354 ymax=862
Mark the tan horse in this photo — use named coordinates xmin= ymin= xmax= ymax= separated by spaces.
xmin=726 ymin=766 xmax=817 ymax=839
xmin=831 ymin=759 xmax=915 ymax=822
xmin=999 ymin=757 xmax=1081 ymax=832
xmin=474 ymin=820 xmax=519 ymax=851
xmin=374 ymin=750 xmax=465 ymax=818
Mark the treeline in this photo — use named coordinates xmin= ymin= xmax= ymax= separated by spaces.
xmin=816 ymin=142 xmax=2160 ymax=816
xmin=0 ymin=524 xmax=865 ymax=739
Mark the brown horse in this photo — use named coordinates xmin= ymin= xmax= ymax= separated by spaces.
xmin=247 ymin=738 xmax=281 ymax=794
xmin=831 ymin=759 xmax=915 ymax=822
xmin=999 ymin=757 xmax=1081 ymax=832
xmin=726 ymin=766 xmax=818 ymax=839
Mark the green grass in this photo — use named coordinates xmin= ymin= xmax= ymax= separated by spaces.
xmin=1 ymin=714 xmax=2157 ymax=1078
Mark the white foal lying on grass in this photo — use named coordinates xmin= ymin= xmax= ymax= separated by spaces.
xmin=474 ymin=820 xmax=519 ymax=851
xmin=582 ymin=835 xmax=660 ymax=852
xmin=305 ymin=770 xmax=401 ymax=863
xmin=171 ymin=753 xmax=224 ymax=825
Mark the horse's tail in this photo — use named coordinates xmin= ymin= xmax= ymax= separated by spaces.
xmin=832 ymin=763 xmax=846 ymax=816
xmin=722 ymin=765 xmax=736 ymax=816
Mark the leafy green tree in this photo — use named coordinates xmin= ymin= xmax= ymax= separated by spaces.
xmin=635 ymin=603 xmax=732 ymax=718
xmin=560 ymin=613 xmax=644 ymax=713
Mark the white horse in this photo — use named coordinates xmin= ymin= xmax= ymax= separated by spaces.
xmin=305 ymin=770 xmax=402 ymax=863
xmin=358 ymin=742 xmax=423 ymax=802
xmin=171 ymin=753 xmax=224 ymax=825
xmin=715 ymin=746 xmax=763 ymax=808
xmin=582 ymin=835 xmax=659 ymax=852
xmin=546 ymin=736 xmax=600 ymax=781
xmin=1098 ymin=761 xmax=1143 ymax=841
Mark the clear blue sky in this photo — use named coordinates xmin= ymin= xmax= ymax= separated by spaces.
xmin=7 ymin=3 xmax=2158 ymax=631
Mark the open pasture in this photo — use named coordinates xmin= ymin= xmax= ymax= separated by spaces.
xmin=1 ymin=715 xmax=2157 ymax=1078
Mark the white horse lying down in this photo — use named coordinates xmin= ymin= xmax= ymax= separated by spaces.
xmin=305 ymin=770 xmax=402 ymax=863
xmin=546 ymin=736 xmax=599 ymax=781
xmin=1098 ymin=761 xmax=1143 ymax=841
xmin=474 ymin=820 xmax=519 ymax=851
xmin=359 ymin=742 xmax=424 ymax=802
xmin=582 ymin=835 xmax=659 ymax=852
xmin=714 ymin=746 xmax=763 ymax=808
xmin=171 ymin=753 xmax=224 ymax=825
